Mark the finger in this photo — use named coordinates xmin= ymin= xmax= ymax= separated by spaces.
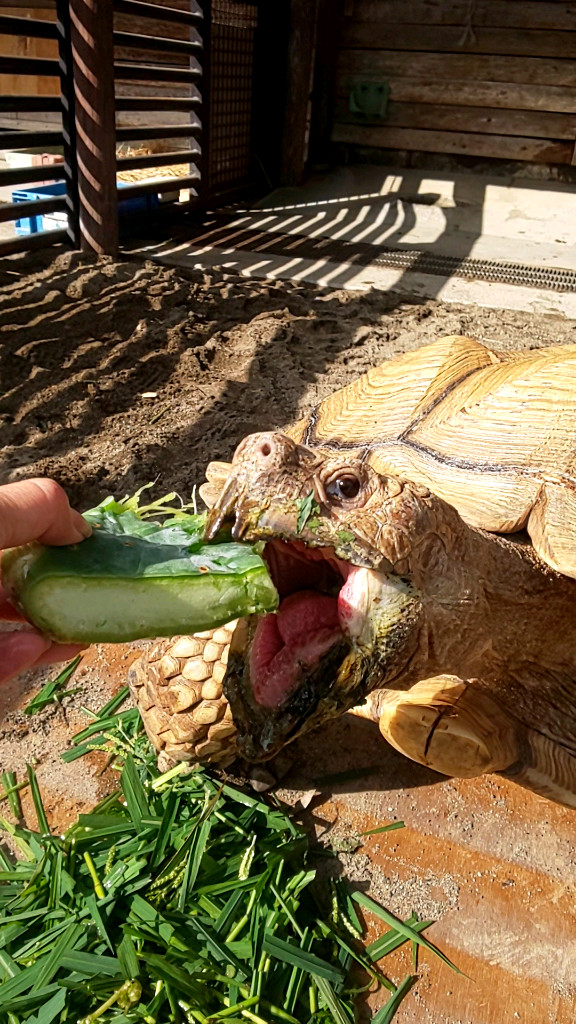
xmin=0 ymin=479 xmax=92 ymax=550
xmin=0 ymin=631 xmax=52 ymax=685
xmin=0 ymin=584 xmax=26 ymax=622
xmin=0 ymin=632 xmax=86 ymax=685
xmin=32 ymin=643 xmax=87 ymax=667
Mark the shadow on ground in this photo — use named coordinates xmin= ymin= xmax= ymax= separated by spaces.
xmin=2 ymin=245 xmax=573 ymax=513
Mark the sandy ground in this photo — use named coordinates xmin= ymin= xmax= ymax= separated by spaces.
xmin=1 ymin=247 xmax=576 ymax=1023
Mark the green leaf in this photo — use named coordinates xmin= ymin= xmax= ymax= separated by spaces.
xmin=26 ymin=766 xmax=50 ymax=836
xmin=0 ymin=772 xmax=24 ymax=820
xmin=116 ymin=933 xmax=141 ymax=982
xmin=371 ymin=975 xmax=416 ymax=1024
xmin=360 ymin=821 xmax=404 ymax=837
xmin=351 ymin=892 xmax=464 ymax=975
xmin=32 ymin=985 xmax=67 ymax=1024
xmin=262 ymin=934 xmax=343 ymax=983
xmin=120 ymin=755 xmax=150 ymax=828
xmin=296 ymin=492 xmax=320 ymax=533
xmin=24 ymin=656 xmax=82 ymax=715
xmin=313 ymin=974 xmax=352 ymax=1024
xmin=366 ymin=915 xmax=432 ymax=961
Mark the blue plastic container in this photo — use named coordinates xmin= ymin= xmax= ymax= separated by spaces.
xmin=13 ymin=181 xmax=160 ymax=235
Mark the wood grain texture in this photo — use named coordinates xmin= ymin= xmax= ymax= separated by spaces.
xmin=332 ymin=123 xmax=573 ymax=164
xmin=335 ymin=99 xmax=576 ymax=140
xmin=334 ymin=3 xmax=576 ymax=164
xmin=0 ymin=6 xmax=59 ymax=96
xmin=342 ymin=23 xmax=576 ymax=60
xmin=352 ymin=0 xmax=576 ymax=32
xmin=338 ymin=49 xmax=576 ymax=88
xmin=339 ymin=77 xmax=576 ymax=114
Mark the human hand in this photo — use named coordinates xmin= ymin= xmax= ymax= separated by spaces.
xmin=0 ymin=479 xmax=92 ymax=685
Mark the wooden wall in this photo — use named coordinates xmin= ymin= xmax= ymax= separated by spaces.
xmin=332 ymin=0 xmax=576 ymax=165
xmin=0 ymin=5 xmax=59 ymax=98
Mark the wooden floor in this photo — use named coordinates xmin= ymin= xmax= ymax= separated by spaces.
xmin=2 ymin=643 xmax=575 ymax=1024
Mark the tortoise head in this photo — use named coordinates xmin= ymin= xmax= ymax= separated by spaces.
xmin=204 ymin=431 xmax=453 ymax=761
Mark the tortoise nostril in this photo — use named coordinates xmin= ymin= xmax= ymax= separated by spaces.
xmin=260 ymin=441 xmax=272 ymax=458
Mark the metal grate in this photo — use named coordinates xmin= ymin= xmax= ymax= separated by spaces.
xmin=208 ymin=0 xmax=257 ymax=192
xmin=179 ymin=218 xmax=576 ymax=293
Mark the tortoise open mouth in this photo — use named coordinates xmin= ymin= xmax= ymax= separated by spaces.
xmin=250 ymin=539 xmax=360 ymax=709
xmin=222 ymin=535 xmax=418 ymax=760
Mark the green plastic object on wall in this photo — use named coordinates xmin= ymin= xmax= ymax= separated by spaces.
xmin=349 ymin=81 xmax=390 ymax=119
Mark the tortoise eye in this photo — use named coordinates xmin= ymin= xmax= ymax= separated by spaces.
xmin=325 ymin=473 xmax=361 ymax=502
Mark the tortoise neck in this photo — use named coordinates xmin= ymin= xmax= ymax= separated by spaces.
xmin=400 ymin=497 xmax=576 ymax=687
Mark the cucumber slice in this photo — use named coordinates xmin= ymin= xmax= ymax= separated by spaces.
xmin=1 ymin=506 xmax=278 ymax=643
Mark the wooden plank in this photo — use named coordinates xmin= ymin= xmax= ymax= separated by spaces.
xmin=0 ymin=1 xmax=55 ymax=9
xmin=309 ymin=0 xmax=344 ymax=166
xmin=280 ymin=0 xmax=317 ymax=185
xmin=0 ymin=162 xmax=67 ymax=185
xmin=337 ymin=77 xmax=576 ymax=115
xmin=0 ymin=13 xmax=58 ymax=36
xmin=113 ymin=28 xmax=202 ymax=55
xmin=335 ymin=100 xmax=576 ymax=141
xmin=118 ymin=172 xmax=199 ymax=199
xmin=115 ymin=120 xmax=200 ymax=141
xmin=0 ymin=194 xmax=65 ymax=224
xmin=0 ymin=127 xmax=63 ymax=147
xmin=0 ymin=55 xmax=60 ymax=76
xmin=70 ymin=0 xmax=118 ymax=256
xmin=351 ymin=0 xmax=576 ymax=32
xmin=115 ymin=94 xmax=201 ymax=110
xmin=114 ymin=0 xmax=202 ymax=27
xmin=342 ymin=23 xmax=576 ymax=60
xmin=0 ymin=94 xmax=61 ymax=111
xmin=56 ymin=0 xmax=79 ymax=247
xmin=116 ymin=146 xmax=200 ymax=171
xmin=338 ymin=50 xmax=576 ymax=88
xmin=331 ymin=123 xmax=574 ymax=164
xmin=114 ymin=59 xmax=201 ymax=81
xmin=0 ymin=227 xmax=68 ymax=257
xmin=114 ymin=45 xmax=189 ymax=68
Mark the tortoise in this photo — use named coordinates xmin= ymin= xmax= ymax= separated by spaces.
xmin=129 ymin=334 xmax=576 ymax=807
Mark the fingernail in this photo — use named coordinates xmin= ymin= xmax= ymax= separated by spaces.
xmin=74 ymin=513 xmax=92 ymax=539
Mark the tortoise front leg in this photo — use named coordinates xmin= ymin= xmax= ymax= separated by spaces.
xmin=350 ymin=676 xmax=520 ymax=778
xmin=129 ymin=625 xmax=239 ymax=767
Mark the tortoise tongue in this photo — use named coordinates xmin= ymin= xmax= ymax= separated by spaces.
xmin=250 ymin=591 xmax=342 ymax=708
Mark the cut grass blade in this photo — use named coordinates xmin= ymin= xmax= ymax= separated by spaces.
xmin=352 ymin=892 xmax=464 ymax=975
xmin=24 ymin=655 xmax=82 ymax=716
xmin=371 ymin=975 xmax=417 ymax=1024
xmin=366 ymin=915 xmax=432 ymax=962
xmin=360 ymin=821 xmax=405 ymax=837
xmin=262 ymin=934 xmax=343 ymax=983
xmin=313 ymin=974 xmax=353 ymax=1024
xmin=26 ymin=766 xmax=50 ymax=837
xmin=1 ymin=718 xmax=454 ymax=1024
xmin=0 ymin=773 xmax=24 ymax=820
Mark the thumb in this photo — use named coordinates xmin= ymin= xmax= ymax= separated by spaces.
xmin=0 ymin=479 xmax=91 ymax=550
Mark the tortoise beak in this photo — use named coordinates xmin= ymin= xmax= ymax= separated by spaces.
xmin=204 ymin=431 xmax=323 ymax=542
xmin=204 ymin=475 xmax=241 ymax=540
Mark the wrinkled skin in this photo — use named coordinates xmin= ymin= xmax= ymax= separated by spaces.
xmin=204 ymin=432 xmax=576 ymax=778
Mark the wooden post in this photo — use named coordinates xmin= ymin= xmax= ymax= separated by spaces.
xmin=69 ymin=0 xmax=118 ymax=255
xmin=280 ymin=0 xmax=317 ymax=187
xmin=308 ymin=0 xmax=343 ymax=171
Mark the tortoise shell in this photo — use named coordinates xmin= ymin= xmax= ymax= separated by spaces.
xmin=131 ymin=336 xmax=576 ymax=795
xmin=276 ymin=335 xmax=576 ymax=578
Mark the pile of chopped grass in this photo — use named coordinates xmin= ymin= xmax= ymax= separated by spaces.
xmin=0 ymin=687 xmax=459 ymax=1024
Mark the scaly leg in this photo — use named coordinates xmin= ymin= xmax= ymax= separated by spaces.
xmin=350 ymin=675 xmax=520 ymax=778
